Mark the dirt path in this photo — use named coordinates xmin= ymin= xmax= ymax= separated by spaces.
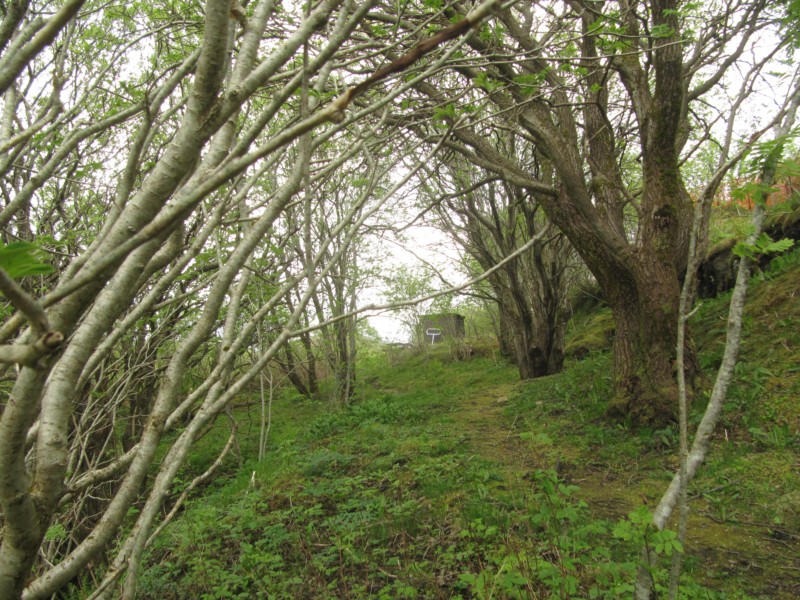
xmin=456 ymin=384 xmax=526 ymax=464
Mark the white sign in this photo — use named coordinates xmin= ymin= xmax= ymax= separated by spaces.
xmin=426 ymin=328 xmax=442 ymax=344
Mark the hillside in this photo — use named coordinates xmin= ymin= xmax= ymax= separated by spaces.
xmin=135 ymin=252 xmax=800 ymax=599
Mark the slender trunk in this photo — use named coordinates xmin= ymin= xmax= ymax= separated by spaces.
xmin=335 ymin=317 xmax=354 ymax=404
xmin=496 ymin=308 xmax=513 ymax=359
xmin=300 ymin=328 xmax=319 ymax=397
xmin=280 ymin=343 xmax=311 ymax=398
xmin=636 ymin=85 xmax=800 ymax=598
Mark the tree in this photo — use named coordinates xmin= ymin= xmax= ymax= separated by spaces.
xmin=394 ymin=0 xmax=792 ymax=424
xmin=0 ymin=0 xmax=792 ymax=596
xmin=420 ymin=155 xmax=575 ymax=378
xmin=0 ymin=1 xmax=502 ymax=597
xmin=382 ymin=264 xmax=455 ymax=348
xmin=637 ymin=90 xmax=800 ymax=599
xmin=288 ymin=131 xmax=396 ymax=405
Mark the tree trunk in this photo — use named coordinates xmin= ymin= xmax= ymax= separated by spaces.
xmin=604 ymin=271 xmax=679 ymax=425
xmin=301 ymin=330 xmax=319 ymax=397
xmin=334 ymin=317 xmax=355 ymax=405
xmin=496 ymin=309 xmax=514 ymax=359
xmin=279 ymin=343 xmax=311 ymax=398
xmin=498 ymin=280 xmax=565 ymax=380
xmin=598 ymin=244 xmax=698 ymax=426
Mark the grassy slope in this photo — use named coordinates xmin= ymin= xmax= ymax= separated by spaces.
xmin=135 ymin=253 xmax=800 ymax=599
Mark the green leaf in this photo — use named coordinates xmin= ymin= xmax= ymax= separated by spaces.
xmin=0 ymin=242 xmax=54 ymax=279
xmin=458 ymin=572 xmax=476 ymax=585
xmin=733 ymin=233 xmax=794 ymax=260
xmin=628 ymin=505 xmax=652 ymax=524
xmin=45 ymin=523 xmax=67 ymax=541
xmin=473 ymin=72 xmax=501 ymax=92
xmin=651 ymin=24 xmax=675 ymax=38
xmin=432 ymin=103 xmax=458 ymax=122
xmin=612 ymin=520 xmax=633 ymax=540
xmin=764 ymin=238 xmax=794 ymax=254
xmin=733 ymin=181 xmax=776 ymax=202
xmin=513 ymin=71 xmax=547 ymax=95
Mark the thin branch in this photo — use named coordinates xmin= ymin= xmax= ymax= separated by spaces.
xmin=0 ymin=268 xmax=50 ymax=333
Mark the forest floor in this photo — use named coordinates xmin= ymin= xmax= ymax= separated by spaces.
xmin=448 ymin=357 xmax=800 ymax=598
xmin=136 ymin=250 xmax=800 ymax=599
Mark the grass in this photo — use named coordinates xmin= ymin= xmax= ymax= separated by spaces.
xmin=132 ymin=252 xmax=800 ymax=599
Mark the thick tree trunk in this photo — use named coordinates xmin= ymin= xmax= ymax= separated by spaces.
xmin=499 ymin=285 xmax=565 ymax=380
xmin=600 ymin=246 xmax=698 ymax=426
xmin=605 ymin=276 xmax=678 ymax=425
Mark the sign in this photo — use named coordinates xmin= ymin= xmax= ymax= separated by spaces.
xmin=426 ymin=327 xmax=442 ymax=344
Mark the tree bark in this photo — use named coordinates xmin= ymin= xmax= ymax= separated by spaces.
xmin=497 ymin=275 xmax=565 ymax=379
xmin=603 ymin=260 xmax=683 ymax=424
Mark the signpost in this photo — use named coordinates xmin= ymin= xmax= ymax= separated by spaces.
xmin=426 ymin=328 xmax=442 ymax=344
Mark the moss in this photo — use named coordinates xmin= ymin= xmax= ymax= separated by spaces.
xmin=774 ymin=490 xmax=800 ymax=530
xmin=564 ymin=308 xmax=614 ymax=358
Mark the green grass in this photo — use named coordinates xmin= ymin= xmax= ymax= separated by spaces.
xmin=133 ymin=254 xmax=800 ymax=599
xmin=138 ymin=352 xmax=642 ymax=599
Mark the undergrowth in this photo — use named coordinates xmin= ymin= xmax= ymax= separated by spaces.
xmin=134 ymin=253 xmax=800 ymax=599
xmin=139 ymin=389 xmax=710 ymax=599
